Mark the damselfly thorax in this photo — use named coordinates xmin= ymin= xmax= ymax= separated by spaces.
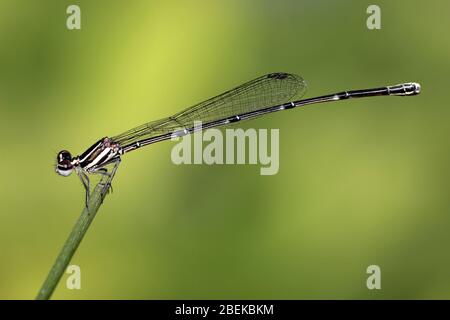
xmin=56 ymin=137 xmax=122 ymax=204
xmin=56 ymin=137 xmax=122 ymax=176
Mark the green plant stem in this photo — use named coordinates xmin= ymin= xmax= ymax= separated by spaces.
xmin=36 ymin=169 xmax=118 ymax=300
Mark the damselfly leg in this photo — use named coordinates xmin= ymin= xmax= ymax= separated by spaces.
xmin=76 ymin=169 xmax=90 ymax=205
xmin=75 ymin=157 xmax=121 ymax=207
xmin=95 ymin=158 xmax=121 ymax=196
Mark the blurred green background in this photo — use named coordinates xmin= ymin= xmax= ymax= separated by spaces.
xmin=0 ymin=0 xmax=448 ymax=299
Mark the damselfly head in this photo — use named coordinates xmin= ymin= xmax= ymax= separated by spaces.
xmin=56 ymin=150 xmax=74 ymax=177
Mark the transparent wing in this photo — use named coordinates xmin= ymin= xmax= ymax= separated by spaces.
xmin=111 ymin=72 xmax=307 ymax=147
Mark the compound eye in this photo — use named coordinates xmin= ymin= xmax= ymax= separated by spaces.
xmin=56 ymin=166 xmax=73 ymax=176
xmin=56 ymin=150 xmax=74 ymax=176
xmin=57 ymin=150 xmax=72 ymax=164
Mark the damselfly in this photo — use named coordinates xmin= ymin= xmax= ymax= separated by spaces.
xmin=55 ymin=72 xmax=421 ymax=205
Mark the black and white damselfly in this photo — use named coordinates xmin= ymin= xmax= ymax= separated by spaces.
xmin=55 ymin=72 xmax=421 ymax=205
